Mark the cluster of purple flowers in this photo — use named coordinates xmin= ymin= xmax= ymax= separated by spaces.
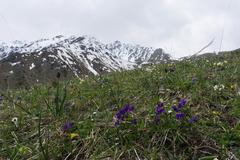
xmin=63 ymin=121 xmax=74 ymax=132
xmin=171 ymin=99 xmax=187 ymax=119
xmin=153 ymin=99 xmax=198 ymax=124
xmin=155 ymin=102 xmax=165 ymax=123
xmin=176 ymin=113 xmax=185 ymax=119
xmin=113 ymin=99 xmax=198 ymax=127
xmin=172 ymin=99 xmax=198 ymax=123
xmin=114 ymin=104 xmax=135 ymax=126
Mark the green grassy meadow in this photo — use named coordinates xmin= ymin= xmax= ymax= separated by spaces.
xmin=1 ymin=50 xmax=240 ymax=159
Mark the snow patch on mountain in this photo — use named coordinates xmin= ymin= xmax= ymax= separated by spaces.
xmin=0 ymin=35 xmax=170 ymax=76
xmin=29 ymin=63 xmax=35 ymax=70
xmin=10 ymin=61 xmax=21 ymax=66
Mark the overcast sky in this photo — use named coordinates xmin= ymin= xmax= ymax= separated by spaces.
xmin=0 ymin=0 xmax=239 ymax=58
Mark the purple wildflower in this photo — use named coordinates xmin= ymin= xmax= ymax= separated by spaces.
xmin=178 ymin=99 xmax=187 ymax=108
xmin=115 ymin=104 xmax=134 ymax=120
xmin=123 ymin=104 xmax=134 ymax=113
xmin=155 ymin=102 xmax=165 ymax=114
xmin=157 ymin=102 xmax=164 ymax=108
xmin=172 ymin=99 xmax=187 ymax=112
xmin=172 ymin=105 xmax=180 ymax=112
xmin=116 ymin=112 xmax=124 ymax=120
xmin=176 ymin=113 xmax=185 ymax=119
xmin=114 ymin=104 xmax=134 ymax=126
xmin=156 ymin=107 xmax=165 ymax=114
xmin=63 ymin=121 xmax=74 ymax=131
xmin=155 ymin=102 xmax=165 ymax=123
xmin=188 ymin=116 xmax=198 ymax=123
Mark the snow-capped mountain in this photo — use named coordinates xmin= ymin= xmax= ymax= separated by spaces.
xmin=0 ymin=35 xmax=171 ymax=89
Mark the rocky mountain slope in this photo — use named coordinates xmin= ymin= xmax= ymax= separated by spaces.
xmin=0 ymin=35 xmax=171 ymax=90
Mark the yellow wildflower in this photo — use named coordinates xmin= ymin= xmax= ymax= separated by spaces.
xmin=230 ymin=84 xmax=237 ymax=90
xmin=212 ymin=111 xmax=220 ymax=116
xmin=69 ymin=133 xmax=79 ymax=140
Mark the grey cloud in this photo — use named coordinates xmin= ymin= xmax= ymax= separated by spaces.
xmin=0 ymin=0 xmax=239 ymax=57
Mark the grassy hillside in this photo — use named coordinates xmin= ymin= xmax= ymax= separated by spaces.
xmin=1 ymin=50 xmax=240 ymax=159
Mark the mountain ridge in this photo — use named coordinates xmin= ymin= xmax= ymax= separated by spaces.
xmin=0 ymin=35 xmax=171 ymax=89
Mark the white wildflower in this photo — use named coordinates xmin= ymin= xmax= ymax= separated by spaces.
xmin=79 ymin=78 xmax=85 ymax=84
xmin=145 ymin=67 xmax=153 ymax=72
xmin=214 ymin=84 xmax=225 ymax=91
xmin=217 ymin=62 xmax=223 ymax=66
xmin=213 ymin=85 xmax=218 ymax=91
xmin=214 ymin=61 xmax=225 ymax=67
xmin=168 ymin=110 xmax=173 ymax=114
xmin=220 ymin=84 xmax=225 ymax=90
xmin=11 ymin=117 xmax=18 ymax=127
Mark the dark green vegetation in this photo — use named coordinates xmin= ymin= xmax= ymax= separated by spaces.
xmin=1 ymin=50 xmax=240 ymax=159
